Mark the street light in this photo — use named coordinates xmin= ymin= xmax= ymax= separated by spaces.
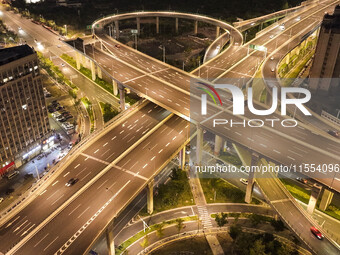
xmin=64 ymin=24 xmax=67 ymax=37
xmin=159 ymin=45 xmax=165 ymax=62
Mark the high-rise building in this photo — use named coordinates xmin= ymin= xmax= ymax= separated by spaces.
xmin=309 ymin=5 xmax=340 ymax=94
xmin=0 ymin=45 xmax=50 ymax=172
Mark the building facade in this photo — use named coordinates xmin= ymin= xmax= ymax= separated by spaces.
xmin=0 ymin=45 xmax=50 ymax=171
xmin=309 ymin=5 xmax=340 ymax=94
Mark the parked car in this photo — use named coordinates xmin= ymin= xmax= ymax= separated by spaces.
xmin=310 ymin=227 xmax=323 ymax=240
xmin=0 ymin=197 xmax=4 ymax=204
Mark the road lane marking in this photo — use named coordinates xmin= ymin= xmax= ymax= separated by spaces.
xmin=34 ymin=233 xmax=49 ymax=247
xmin=94 ymin=149 xmax=99 ymax=154
xmin=5 ymin=216 xmax=20 ymax=228
xmin=13 ymin=220 xmax=28 ymax=233
xmin=74 ymin=164 xmax=80 ymax=169
xmin=77 ymin=206 xmax=91 ymax=219
xmin=51 ymin=194 xmax=65 ymax=206
xmin=63 ymin=172 xmax=70 ymax=177
xmin=40 ymin=190 xmax=47 ymax=195
xmin=273 ymin=149 xmax=281 ymax=154
xmin=103 ymin=142 xmax=108 ymax=147
xmin=97 ymin=179 xmax=109 ymax=190
xmin=52 ymin=181 xmax=59 ymax=187
xmin=68 ymin=204 xmax=82 ymax=216
xmin=287 ymin=156 xmax=295 ymax=161
xmin=44 ymin=236 xmax=59 ymax=251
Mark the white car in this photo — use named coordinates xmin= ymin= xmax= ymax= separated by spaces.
xmin=52 ymin=112 xmax=61 ymax=118
xmin=271 ymin=68 xmax=275 ymax=72
xmin=240 ymin=178 xmax=248 ymax=185
xmin=270 ymin=56 xmax=274 ymax=60
xmin=0 ymin=197 xmax=3 ymax=204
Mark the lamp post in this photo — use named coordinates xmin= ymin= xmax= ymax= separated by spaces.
xmin=64 ymin=24 xmax=67 ymax=37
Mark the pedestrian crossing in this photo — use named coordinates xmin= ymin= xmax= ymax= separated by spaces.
xmin=197 ymin=205 xmax=213 ymax=229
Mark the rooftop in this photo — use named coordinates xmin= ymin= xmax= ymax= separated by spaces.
xmin=0 ymin=44 xmax=35 ymax=66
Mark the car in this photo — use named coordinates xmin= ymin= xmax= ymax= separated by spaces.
xmin=53 ymin=112 xmax=61 ymax=118
xmin=269 ymin=35 xmax=274 ymax=39
xmin=64 ymin=115 xmax=73 ymax=120
xmin=240 ymin=178 xmax=248 ymax=185
xmin=0 ymin=197 xmax=3 ymax=204
xmin=310 ymin=227 xmax=323 ymax=240
xmin=61 ymin=63 xmax=65 ymax=67
xmin=296 ymin=177 xmax=307 ymax=184
xmin=57 ymin=45 xmax=61 ymax=48
xmin=271 ymin=68 xmax=275 ymax=72
xmin=216 ymin=45 xmax=221 ymax=50
xmin=59 ymin=118 xmax=67 ymax=122
xmin=115 ymin=44 xmax=121 ymax=48
xmin=65 ymin=178 xmax=78 ymax=187
xmin=328 ymin=130 xmax=339 ymax=138
xmin=18 ymin=27 xmax=22 ymax=30
xmin=270 ymin=56 xmax=274 ymax=60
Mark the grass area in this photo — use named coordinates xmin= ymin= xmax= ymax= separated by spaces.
xmin=81 ymin=97 xmax=94 ymax=132
xmin=280 ymin=51 xmax=314 ymax=87
xmin=99 ymin=102 xmax=118 ymax=122
xmin=150 ymin=235 xmax=212 ymax=255
xmin=219 ymin=151 xmax=242 ymax=168
xmin=199 ymin=177 xmax=260 ymax=204
xmin=115 ymin=216 xmax=198 ymax=255
xmin=61 ymin=54 xmax=137 ymax=106
xmin=211 ymin=212 xmax=272 ymax=222
xmin=152 ymin=168 xmax=194 ymax=213
xmin=323 ymin=205 xmax=340 ymax=221
xmin=37 ymin=52 xmax=77 ymax=90
xmin=280 ymin=178 xmax=311 ymax=204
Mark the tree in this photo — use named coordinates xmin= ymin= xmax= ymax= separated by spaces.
xmin=215 ymin=212 xmax=228 ymax=228
xmin=249 ymin=214 xmax=263 ymax=227
xmin=229 ymin=224 xmax=242 ymax=240
xmin=155 ymin=222 xmax=165 ymax=238
xmin=271 ymin=219 xmax=285 ymax=232
xmin=175 ymin=218 xmax=185 ymax=235
xmin=249 ymin=240 xmax=266 ymax=255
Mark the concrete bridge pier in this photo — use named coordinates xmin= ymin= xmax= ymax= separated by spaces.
xmin=216 ymin=26 xmax=220 ymax=39
xmin=194 ymin=20 xmax=198 ymax=35
xmin=244 ymin=152 xmax=259 ymax=203
xmin=175 ymin=18 xmax=179 ymax=33
xmin=156 ymin=17 xmax=159 ymax=34
xmin=137 ymin=17 xmax=141 ymax=35
xmin=106 ymin=222 xmax=115 ymax=255
xmin=112 ymin=79 xmax=118 ymax=96
xmin=319 ymin=189 xmax=334 ymax=211
xmin=179 ymin=146 xmax=186 ymax=170
xmin=307 ymin=184 xmax=322 ymax=214
xmin=118 ymin=84 xmax=125 ymax=110
xmin=214 ymin=135 xmax=223 ymax=156
xmin=90 ymin=60 xmax=96 ymax=81
xmin=147 ymin=179 xmax=154 ymax=214
xmin=97 ymin=66 xmax=102 ymax=79
xmin=196 ymin=125 xmax=203 ymax=165
xmin=75 ymin=51 xmax=82 ymax=70
xmin=114 ymin=20 xmax=119 ymax=39
xmin=233 ymin=144 xmax=259 ymax=203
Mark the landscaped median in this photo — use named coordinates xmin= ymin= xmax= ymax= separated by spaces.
xmin=115 ymin=216 xmax=198 ymax=255
xmin=61 ymin=54 xmax=137 ymax=106
xmin=81 ymin=97 xmax=94 ymax=132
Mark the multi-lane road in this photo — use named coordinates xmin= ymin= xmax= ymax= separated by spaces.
xmin=1 ymin=1 xmax=340 ymax=254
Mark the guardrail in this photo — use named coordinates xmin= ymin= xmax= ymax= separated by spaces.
xmin=0 ymin=99 xmax=146 ymax=224
xmin=321 ymin=111 xmax=340 ymax=126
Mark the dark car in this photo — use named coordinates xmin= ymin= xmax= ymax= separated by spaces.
xmin=310 ymin=227 xmax=323 ymax=240
xmin=328 ymin=130 xmax=339 ymax=138
xmin=64 ymin=115 xmax=73 ymax=120
xmin=65 ymin=178 xmax=78 ymax=187
xmin=296 ymin=177 xmax=307 ymax=184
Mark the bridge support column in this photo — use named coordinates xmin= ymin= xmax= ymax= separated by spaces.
xmin=137 ymin=17 xmax=141 ymax=35
xmin=156 ymin=17 xmax=159 ymax=34
xmin=194 ymin=20 xmax=198 ymax=35
xmin=112 ymin=79 xmax=118 ymax=96
xmin=90 ymin=60 xmax=96 ymax=81
xmin=196 ymin=126 xmax=203 ymax=165
xmin=97 ymin=66 xmax=102 ymax=79
xmin=260 ymin=22 xmax=263 ymax=30
xmin=307 ymin=184 xmax=322 ymax=214
xmin=216 ymin=26 xmax=220 ymax=39
xmin=106 ymin=223 xmax=115 ymax=255
xmin=114 ymin=20 xmax=119 ymax=39
xmin=179 ymin=147 xmax=186 ymax=170
xmin=245 ymin=152 xmax=259 ymax=204
xmin=175 ymin=18 xmax=179 ymax=33
xmin=118 ymin=84 xmax=125 ymax=111
xmin=147 ymin=179 xmax=154 ymax=214
xmin=214 ymin=135 xmax=223 ymax=156
xmin=319 ymin=189 xmax=334 ymax=211
xmin=75 ymin=52 xmax=81 ymax=70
